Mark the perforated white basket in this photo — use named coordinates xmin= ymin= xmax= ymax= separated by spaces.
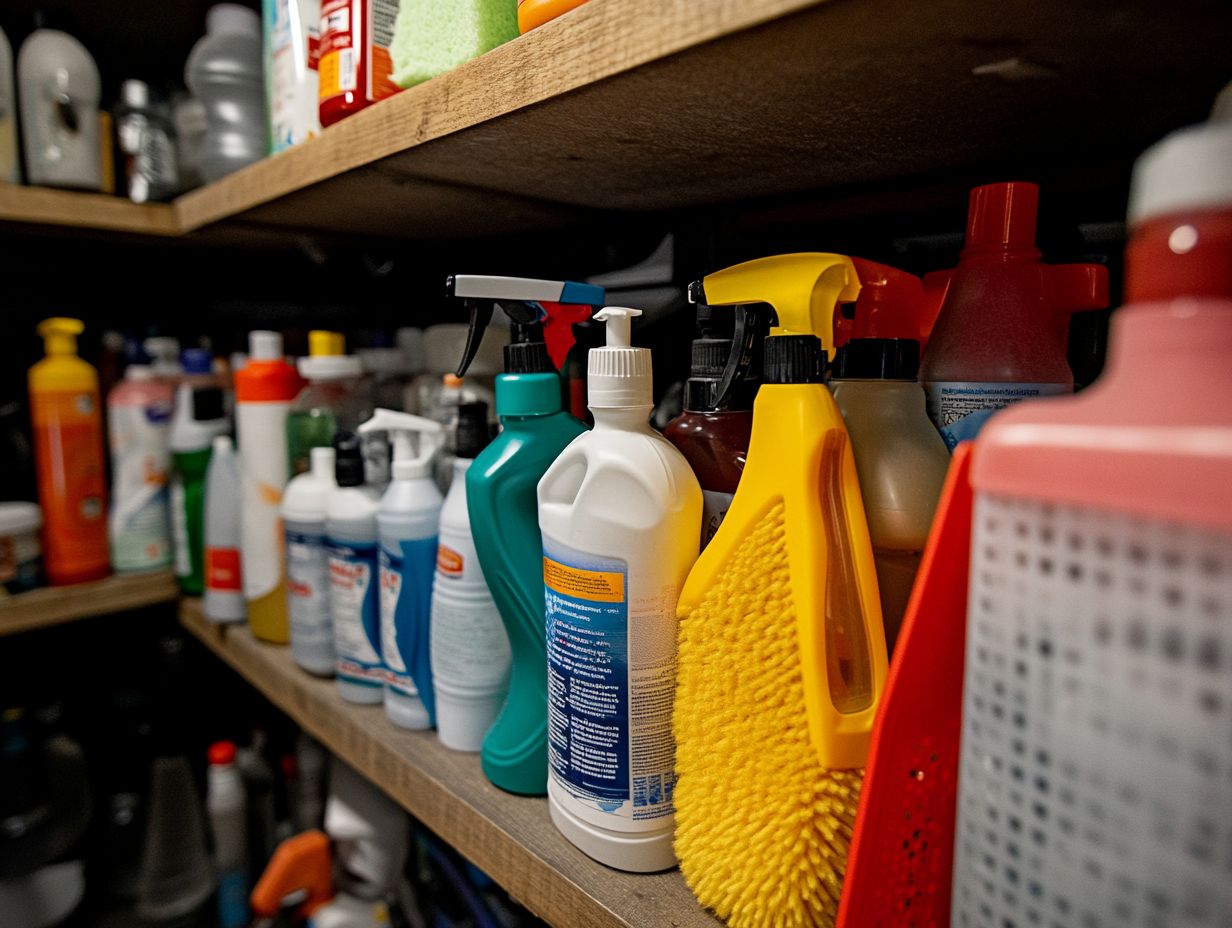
xmin=952 ymin=493 xmax=1232 ymax=928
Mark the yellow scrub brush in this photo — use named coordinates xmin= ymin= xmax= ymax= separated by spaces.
xmin=674 ymin=254 xmax=888 ymax=927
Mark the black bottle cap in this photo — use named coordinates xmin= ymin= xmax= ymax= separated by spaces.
xmin=763 ymin=335 xmax=826 ymax=385
xmin=333 ymin=431 xmax=366 ymax=487
xmin=504 ymin=322 xmax=553 ymax=374
xmin=192 ymin=387 xmax=226 ymax=422
xmin=832 ymin=338 xmax=921 ymax=380
xmin=691 ymin=337 xmax=731 ymax=376
xmin=454 ymin=402 xmax=491 ymax=459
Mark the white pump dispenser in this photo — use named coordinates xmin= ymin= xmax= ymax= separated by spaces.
xmin=357 ymin=410 xmax=446 ymax=730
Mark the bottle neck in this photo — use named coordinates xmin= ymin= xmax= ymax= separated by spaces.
xmin=590 ymin=405 xmax=653 ymax=431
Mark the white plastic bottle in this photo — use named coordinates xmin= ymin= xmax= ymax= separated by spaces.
xmin=108 ymin=364 xmax=174 ymax=573
xmin=206 ymin=741 xmax=249 ymax=928
xmin=326 ymin=431 xmax=384 ymax=704
xmin=17 ymin=26 xmax=101 ymax=190
xmin=537 ymin=307 xmax=702 ymax=873
xmin=356 ymin=409 xmax=443 ymax=730
xmin=264 ymin=0 xmax=321 ymax=152
xmin=283 ymin=446 xmax=337 ymax=675
xmin=204 ymin=435 xmax=246 ymax=622
xmin=0 ymin=25 xmax=19 ymax=184
xmin=430 ymin=402 xmax=509 ymax=752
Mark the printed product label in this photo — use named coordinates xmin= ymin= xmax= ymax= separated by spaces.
xmin=543 ymin=539 xmax=676 ymax=822
xmin=379 ymin=537 xmax=438 ymax=700
xmin=205 ymin=546 xmax=243 ymax=591
xmin=369 ymin=0 xmax=400 ymax=101
xmin=109 ymin=401 xmax=172 ymax=572
xmin=700 ymin=489 xmax=734 ymax=550
xmin=329 ymin=539 xmax=382 ymax=687
xmin=318 ymin=0 xmax=354 ymax=100
xmin=237 ymin=402 xmax=290 ymax=602
xmin=288 ymin=529 xmax=331 ymax=654
xmin=430 ymin=593 xmax=510 ymax=686
xmin=925 ymin=381 xmax=1068 ymax=451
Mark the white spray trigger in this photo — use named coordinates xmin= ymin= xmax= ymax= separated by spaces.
xmin=593 ymin=306 xmax=643 ymax=348
xmin=357 ymin=409 xmax=443 ymax=481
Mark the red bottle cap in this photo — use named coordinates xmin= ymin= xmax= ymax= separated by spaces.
xmin=842 ymin=259 xmax=931 ymax=344
xmin=964 ymin=182 xmax=1040 ymax=252
xmin=208 ymin=740 xmax=237 ymax=766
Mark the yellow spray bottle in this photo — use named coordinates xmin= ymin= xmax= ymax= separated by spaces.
xmin=673 ymin=254 xmax=888 ymax=928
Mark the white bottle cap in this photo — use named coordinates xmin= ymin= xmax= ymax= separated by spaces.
xmin=297 ymin=354 xmax=363 ymax=380
xmin=309 ymin=446 xmax=335 ymax=480
xmin=1128 ymin=122 xmax=1232 ymax=225
xmin=588 ymin=307 xmax=652 ymax=408
xmin=248 ymin=330 xmax=283 ymax=361
xmin=207 ymin=3 xmax=260 ymax=36
xmin=126 ymin=364 xmax=154 ymax=381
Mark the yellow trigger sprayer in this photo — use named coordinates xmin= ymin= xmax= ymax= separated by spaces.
xmin=673 ymin=254 xmax=888 ymax=928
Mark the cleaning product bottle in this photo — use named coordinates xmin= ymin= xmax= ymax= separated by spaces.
xmin=107 ymin=363 xmax=174 ymax=574
xmin=264 ymin=0 xmax=321 ymax=152
xmin=207 ymin=741 xmax=249 ymax=928
xmin=282 ymin=446 xmax=338 ymax=675
xmin=355 ymin=410 xmax=443 ymax=728
xmin=236 ymin=331 xmax=304 ymax=643
xmin=445 ymin=273 xmax=603 ymax=794
xmin=673 ymin=254 xmax=888 ymax=926
xmin=204 ymin=435 xmax=246 ymax=622
xmin=170 ymin=383 xmax=230 ymax=595
xmin=920 ymin=182 xmax=1110 ymax=449
xmin=537 ymin=306 xmax=702 ymax=872
xmin=143 ymin=337 xmax=183 ymax=384
xmin=663 ymin=304 xmax=761 ymax=550
xmin=29 ymin=318 xmax=109 ymax=585
xmin=318 ymin=0 xmax=402 ymax=128
xmin=326 ymin=431 xmax=384 ymax=703
xmin=829 ymin=258 xmax=949 ymax=649
xmin=287 ymin=331 xmax=371 ymax=477
xmin=430 ymin=402 xmax=507 ymax=752
xmin=517 ymin=0 xmax=589 ymax=34
xmin=0 ymin=25 xmax=20 ymax=184
xmin=17 ymin=25 xmax=101 ymax=190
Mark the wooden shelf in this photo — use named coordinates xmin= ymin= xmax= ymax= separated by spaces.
xmin=0 ymin=184 xmax=178 ymax=236
xmin=0 ymin=570 xmax=179 ymax=636
xmin=3 ymin=0 xmax=1227 ymax=242
xmin=180 ymin=600 xmax=718 ymax=928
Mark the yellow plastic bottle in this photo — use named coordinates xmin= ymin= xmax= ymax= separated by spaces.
xmin=29 ymin=318 xmax=110 ymax=585
xmin=673 ymin=255 xmax=888 ymax=927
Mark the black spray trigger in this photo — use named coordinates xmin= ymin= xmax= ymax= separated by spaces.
xmin=456 ymin=299 xmax=495 ymax=377
xmin=713 ymin=304 xmax=771 ymax=409
xmin=494 ymin=300 xmax=540 ymax=326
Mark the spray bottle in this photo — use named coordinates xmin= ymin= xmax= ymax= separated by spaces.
xmin=283 ymin=447 xmax=339 ymax=676
xmin=445 ymin=274 xmax=602 ymax=794
xmin=326 ymin=432 xmax=383 ymax=704
xmin=355 ymin=410 xmax=443 ymax=730
xmin=537 ymin=306 xmax=702 ymax=872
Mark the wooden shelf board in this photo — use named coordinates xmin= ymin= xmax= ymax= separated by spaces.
xmin=0 ymin=183 xmax=178 ymax=236
xmin=0 ymin=571 xmax=179 ymax=636
xmin=179 ymin=600 xmax=718 ymax=928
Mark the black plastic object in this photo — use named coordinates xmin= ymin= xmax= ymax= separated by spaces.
xmin=456 ymin=299 xmax=542 ymax=377
xmin=454 ymin=402 xmax=492 ymax=459
xmin=333 ymin=431 xmax=366 ymax=487
xmin=763 ymin=335 xmax=826 ymax=384
xmin=504 ymin=320 xmax=553 ymax=374
xmin=191 ymin=387 xmax=226 ymax=422
xmin=832 ymin=338 xmax=921 ymax=380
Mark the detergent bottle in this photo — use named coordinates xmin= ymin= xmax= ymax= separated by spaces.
xmin=29 ymin=318 xmax=109 ymax=585
xmin=920 ymin=182 xmax=1110 ymax=449
xmin=538 ymin=306 xmax=702 ymax=873
xmin=355 ymin=409 xmax=443 ymax=729
xmin=829 ymin=258 xmax=949 ymax=649
xmin=445 ymin=274 xmax=602 ymax=794
xmin=204 ymin=435 xmax=246 ymax=622
xmin=283 ymin=447 xmax=338 ymax=675
xmin=170 ymin=382 xmax=230 ymax=595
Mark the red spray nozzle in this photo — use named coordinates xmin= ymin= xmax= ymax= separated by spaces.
xmin=538 ymin=301 xmax=596 ymax=370
xmin=839 ymin=259 xmax=933 ymax=348
xmin=964 ymin=182 xmax=1041 ymax=253
xmin=250 ymin=830 xmax=333 ymax=919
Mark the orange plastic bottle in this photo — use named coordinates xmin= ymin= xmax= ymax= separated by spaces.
xmin=518 ymin=0 xmax=589 ymax=33
xmin=29 ymin=318 xmax=110 ymax=585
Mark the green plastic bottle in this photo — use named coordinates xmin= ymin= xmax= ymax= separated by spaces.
xmin=170 ymin=382 xmax=230 ymax=595
xmin=448 ymin=274 xmax=602 ymax=795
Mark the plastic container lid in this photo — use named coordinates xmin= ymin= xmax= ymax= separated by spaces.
xmin=0 ymin=502 xmax=42 ymax=535
xmin=126 ymin=364 xmax=155 ymax=381
xmin=248 ymin=331 xmax=283 ymax=361
xmin=1128 ymin=122 xmax=1232 ymax=225
xmin=495 ymin=371 xmax=563 ymax=417
xmin=963 ymin=182 xmax=1040 ymax=254
xmin=181 ymin=348 xmax=214 ymax=375
xmin=208 ymin=741 xmax=237 ymax=766
xmin=333 ymin=432 xmax=365 ymax=487
xmin=588 ymin=308 xmax=652 ymax=407
xmin=206 ymin=3 xmax=260 ymax=36
xmin=832 ymin=338 xmax=920 ymax=380
xmin=298 ymin=354 xmax=363 ymax=380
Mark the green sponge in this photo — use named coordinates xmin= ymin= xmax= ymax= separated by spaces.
xmin=390 ymin=0 xmax=519 ymax=88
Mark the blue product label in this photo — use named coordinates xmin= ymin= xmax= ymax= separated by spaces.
xmin=217 ymin=869 xmax=248 ymax=928
xmin=925 ymin=380 xmax=1069 ymax=450
xmin=328 ymin=539 xmax=382 ymax=688
xmin=543 ymin=539 xmax=631 ymax=812
xmin=379 ymin=537 xmax=439 ymax=718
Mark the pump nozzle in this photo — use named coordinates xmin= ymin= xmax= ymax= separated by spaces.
xmin=594 ymin=306 xmax=642 ymax=346
xmin=357 ymin=409 xmax=442 ymax=481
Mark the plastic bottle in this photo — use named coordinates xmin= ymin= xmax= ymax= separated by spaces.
xmin=135 ymin=755 xmax=214 ymax=922
xmin=430 ymin=402 xmax=508 ymax=751
xmin=181 ymin=347 xmax=223 ymax=390
xmin=107 ymin=364 xmax=174 ymax=573
xmin=663 ymin=304 xmax=760 ymax=550
xmin=283 ymin=446 xmax=338 ymax=675
xmin=537 ymin=306 xmax=702 ymax=872
xmin=115 ymin=79 xmax=179 ymax=203
xmin=17 ymin=27 xmax=101 ymax=190
xmin=143 ymin=336 xmax=184 ymax=384
xmin=920 ymin=182 xmax=1110 ymax=449
xmin=204 ymin=435 xmax=246 ymax=622
xmin=170 ymin=382 xmax=230 ymax=595
xmin=288 ymin=330 xmax=371 ymax=477
xmin=207 ymin=741 xmax=249 ymax=928
xmin=236 ymin=331 xmax=304 ymax=643
xmin=185 ymin=4 xmax=267 ymax=182
xmin=318 ymin=0 xmax=402 ymax=128
xmin=355 ymin=410 xmax=443 ymax=728
xmin=326 ymin=431 xmax=384 ymax=703
xmin=29 ymin=318 xmax=109 ymax=585
xmin=0 ymin=26 xmax=19 ymax=184
xmin=429 ymin=373 xmax=496 ymax=493
xmin=518 ymin=0 xmax=589 ymax=33
xmin=265 ymin=0 xmax=321 ymax=152
xmin=829 ymin=259 xmax=950 ymax=650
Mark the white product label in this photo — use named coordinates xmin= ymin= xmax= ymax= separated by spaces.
xmin=329 ymin=541 xmax=383 ymax=687
xmin=699 ymin=489 xmax=734 ymax=550
xmin=543 ymin=539 xmax=676 ymax=824
xmin=238 ymin=402 xmax=291 ymax=601
xmin=925 ymin=381 xmax=1069 ymax=451
xmin=430 ymin=590 xmax=510 ymax=688
xmin=171 ymin=478 xmax=190 ymax=577
xmin=379 ymin=561 xmax=406 ymax=677
xmin=268 ymin=0 xmax=322 ymax=152
xmin=338 ymin=48 xmax=357 ymax=91
xmin=287 ymin=528 xmax=332 ymax=656
xmin=109 ymin=401 xmax=173 ymax=571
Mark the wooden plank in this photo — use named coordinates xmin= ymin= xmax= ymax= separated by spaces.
xmin=180 ymin=600 xmax=718 ymax=928
xmin=0 ymin=183 xmax=179 ymax=236
xmin=0 ymin=571 xmax=179 ymax=636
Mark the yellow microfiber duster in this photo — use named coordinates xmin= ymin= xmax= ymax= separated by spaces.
xmin=390 ymin=0 xmax=518 ymax=88
xmin=674 ymin=255 xmax=888 ymax=928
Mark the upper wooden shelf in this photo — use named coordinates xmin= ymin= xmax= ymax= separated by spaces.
xmin=3 ymin=0 xmax=1228 ymax=242
xmin=0 ymin=184 xmax=178 ymax=236
xmin=0 ymin=570 xmax=179 ymax=636
xmin=179 ymin=600 xmax=719 ymax=928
